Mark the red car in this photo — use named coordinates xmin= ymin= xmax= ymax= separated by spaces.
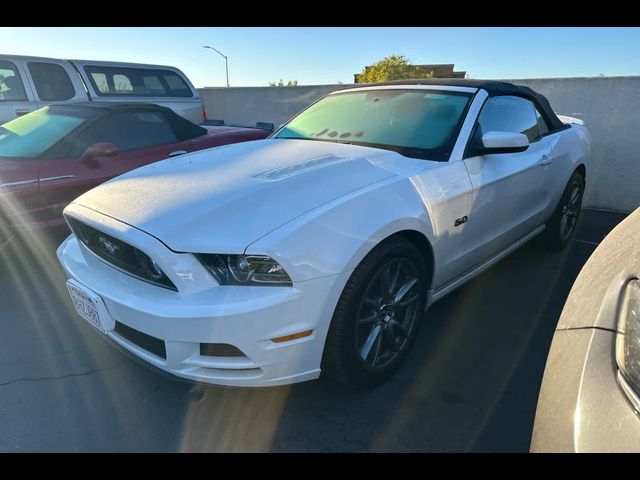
xmin=0 ymin=102 xmax=270 ymax=237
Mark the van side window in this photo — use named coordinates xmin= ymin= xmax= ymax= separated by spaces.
xmin=91 ymin=73 xmax=109 ymax=93
xmin=113 ymin=74 xmax=133 ymax=93
xmin=84 ymin=66 xmax=193 ymax=98
xmin=163 ymin=73 xmax=191 ymax=96
xmin=0 ymin=61 xmax=27 ymax=101
xmin=28 ymin=62 xmax=76 ymax=101
xmin=143 ymin=75 xmax=165 ymax=95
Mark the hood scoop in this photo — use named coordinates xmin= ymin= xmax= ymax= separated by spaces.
xmin=255 ymin=154 xmax=349 ymax=181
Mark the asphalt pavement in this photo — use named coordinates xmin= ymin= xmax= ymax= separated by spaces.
xmin=0 ymin=209 xmax=628 ymax=452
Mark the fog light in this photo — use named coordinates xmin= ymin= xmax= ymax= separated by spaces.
xmin=200 ymin=343 xmax=245 ymax=357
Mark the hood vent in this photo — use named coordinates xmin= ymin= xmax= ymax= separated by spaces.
xmin=255 ymin=154 xmax=349 ymax=181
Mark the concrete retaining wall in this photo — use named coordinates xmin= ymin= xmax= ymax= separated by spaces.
xmin=199 ymin=76 xmax=640 ymax=213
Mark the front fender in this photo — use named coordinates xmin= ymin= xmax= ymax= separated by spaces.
xmin=245 ymin=175 xmax=434 ymax=283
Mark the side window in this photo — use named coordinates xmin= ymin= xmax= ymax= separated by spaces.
xmin=69 ymin=111 xmax=177 ymax=156
xmin=91 ymin=72 xmax=109 ymax=93
xmin=536 ymin=108 xmax=550 ymax=137
xmin=468 ymin=95 xmax=539 ymax=156
xmin=162 ymin=73 xmax=191 ymax=96
xmin=0 ymin=61 xmax=27 ymax=101
xmin=142 ymin=75 xmax=166 ymax=95
xmin=84 ymin=66 xmax=193 ymax=98
xmin=113 ymin=74 xmax=133 ymax=93
xmin=28 ymin=62 xmax=76 ymax=101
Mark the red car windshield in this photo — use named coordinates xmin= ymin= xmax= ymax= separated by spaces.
xmin=0 ymin=107 xmax=90 ymax=159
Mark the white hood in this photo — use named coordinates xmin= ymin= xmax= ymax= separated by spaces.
xmin=72 ymin=139 xmax=419 ymax=253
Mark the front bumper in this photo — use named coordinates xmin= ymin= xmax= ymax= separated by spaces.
xmin=57 ymin=231 xmax=349 ymax=387
xmin=530 ymin=328 xmax=640 ymax=452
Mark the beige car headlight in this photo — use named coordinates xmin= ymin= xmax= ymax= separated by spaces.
xmin=616 ymin=279 xmax=640 ymax=407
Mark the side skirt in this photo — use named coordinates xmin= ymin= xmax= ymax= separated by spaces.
xmin=425 ymin=224 xmax=546 ymax=310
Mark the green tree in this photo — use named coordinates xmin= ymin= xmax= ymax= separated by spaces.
xmin=356 ymin=55 xmax=434 ymax=83
xmin=268 ymin=79 xmax=298 ymax=87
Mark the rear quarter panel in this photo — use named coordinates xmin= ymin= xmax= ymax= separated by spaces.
xmin=543 ymin=124 xmax=591 ymax=219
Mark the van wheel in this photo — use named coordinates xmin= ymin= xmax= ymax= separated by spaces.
xmin=322 ymin=237 xmax=427 ymax=388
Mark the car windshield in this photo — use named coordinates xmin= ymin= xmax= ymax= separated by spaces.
xmin=0 ymin=107 xmax=89 ymax=158
xmin=275 ymin=89 xmax=473 ymax=161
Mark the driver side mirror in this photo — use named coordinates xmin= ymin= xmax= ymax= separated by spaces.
xmin=79 ymin=143 xmax=118 ymax=166
xmin=477 ymin=131 xmax=529 ymax=155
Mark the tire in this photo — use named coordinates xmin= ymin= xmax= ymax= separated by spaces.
xmin=321 ymin=236 xmax=428 ymax=388
xmin=540 ymin=170 xmax=585 ymax=251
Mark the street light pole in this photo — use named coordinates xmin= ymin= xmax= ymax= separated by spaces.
xmin=203 ymin=45 xmax=229 ymax=87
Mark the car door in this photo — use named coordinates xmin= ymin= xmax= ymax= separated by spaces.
xmin=0 ymin=59 xmax=39 ymax=124
xmin=0 ymin=158 xmax=41 ymax=232
xmin=460 ymin=95 xmax=552 ymax=264
xmin=37 ymin=110 xmax=195 ymax=226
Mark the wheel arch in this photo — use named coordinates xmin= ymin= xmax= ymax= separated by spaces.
xmin=381 ymin=229 xmax=436 ymax=290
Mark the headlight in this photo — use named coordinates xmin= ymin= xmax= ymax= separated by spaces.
xmin=616 ymin=279 xmax=640 ymax=403
xmin=196 ymin=254 xmax=292 ymax=286
xmin=138 ymin=252 xmax=166 ymax=283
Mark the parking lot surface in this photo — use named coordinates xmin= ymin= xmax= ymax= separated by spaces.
xmin=0 ymin=209 xmax=627 ymax=452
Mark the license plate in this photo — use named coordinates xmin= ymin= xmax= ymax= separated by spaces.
xmin=67 ymin=281 xmax=107 ymax=333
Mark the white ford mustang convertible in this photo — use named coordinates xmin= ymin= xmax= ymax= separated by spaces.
xmin=57 ymin=80 xmax=591 ymax=387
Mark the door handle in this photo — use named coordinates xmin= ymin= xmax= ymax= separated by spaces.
xmin=168 ymin=150 xmax=188 ymax=158
xmin=540 ymin=154 xmax=552 ymax=166
xmin=15 ymin=109 xmax=33 ymax=117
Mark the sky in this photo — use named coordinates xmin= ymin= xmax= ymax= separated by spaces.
xmin=1 ymin=27 xmax=638 ymax=87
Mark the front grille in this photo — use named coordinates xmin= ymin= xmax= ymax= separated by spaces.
xmin=114 ymin=321 xmax=167 ymax=360
xmin=67 ymin=216 xmax=177 ymax=291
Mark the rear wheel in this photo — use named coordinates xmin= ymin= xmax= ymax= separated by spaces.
xmin=540 ymin=170 xmax=584 ymax=251
xmin=322 ymin=237 xmax=428 ymax=388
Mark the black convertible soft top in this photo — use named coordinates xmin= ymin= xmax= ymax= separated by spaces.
xmin=366 ymin=78 xmax=566 ymax=132
xmin=48 ymin=101 xmax=208 ymax=141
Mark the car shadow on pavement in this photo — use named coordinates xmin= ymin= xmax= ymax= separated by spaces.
xmin=0 ymin=210 xmax=627 ymax=452
xmin=174 ymin=210 xmax=627 ymax=452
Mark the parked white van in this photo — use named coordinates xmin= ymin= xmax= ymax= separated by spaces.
xmin=0 ymin=55 xmax=204 ymax=124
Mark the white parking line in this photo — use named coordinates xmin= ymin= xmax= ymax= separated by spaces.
xmin=0 ymin=235 xmax=13 ymax=251
xmin=572 ymin=238 xmax=600 ymax=246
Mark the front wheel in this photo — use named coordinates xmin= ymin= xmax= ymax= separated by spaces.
xmin=540 ymin=170 xmax=584 ymax=251
xmin=321 ymin=237 xmax=428 ymax=388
